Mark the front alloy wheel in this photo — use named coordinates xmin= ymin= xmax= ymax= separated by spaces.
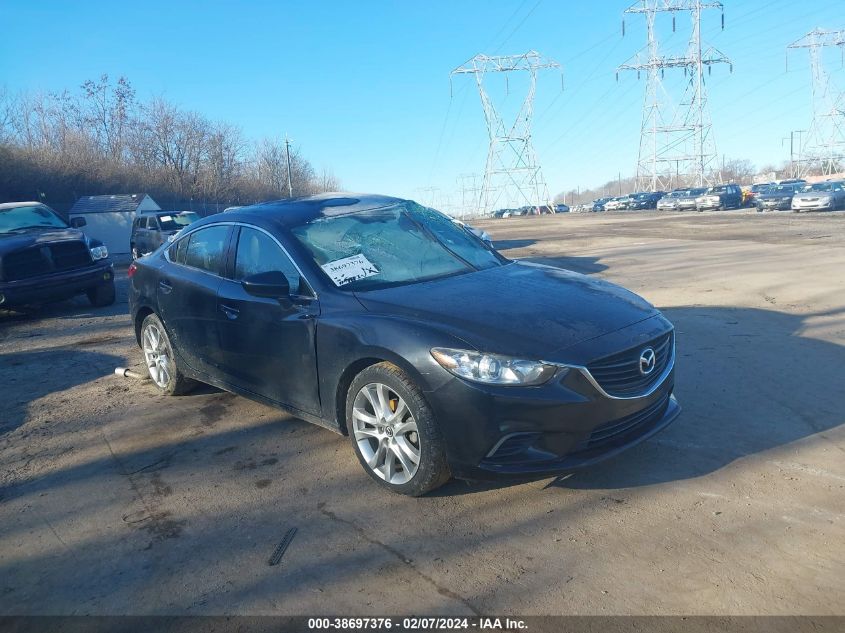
xmin=352 ymin=383 xmax=421 ymax=484
xmin=347 ymin=362 xmax=450 ymax=496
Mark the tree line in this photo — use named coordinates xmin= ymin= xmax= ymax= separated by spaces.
xmin=0 ymin=75 xmax=339 ymax=213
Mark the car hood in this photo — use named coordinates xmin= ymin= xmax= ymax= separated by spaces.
xmin=354 ymin=261 xmax=659 ymax=360
xmin=0 ymin=227 xmax=86 ymax=254
xmin=793 ymin=192 xmax=829 ymax=199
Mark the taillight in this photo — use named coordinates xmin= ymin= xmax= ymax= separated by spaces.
xmin=127 ymin=263 xmax=137 ymax=278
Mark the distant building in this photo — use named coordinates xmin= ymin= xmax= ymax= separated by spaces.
xmin=68 ymin=194 xmax=160 ymax=258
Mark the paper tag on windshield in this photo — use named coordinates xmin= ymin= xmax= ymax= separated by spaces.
xmin=321 ymin=254 xmax=379 ymax=286
xmin=158 ymin=215 xmax=172 ymax=222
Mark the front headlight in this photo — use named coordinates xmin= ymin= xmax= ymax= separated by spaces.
xmin=90 ymin=245 xmax=109 ymax=260
xmin=818 ymin=196 xmax=831 ymax=203
xmin=431 ymin=348 xmax=559 ymax=386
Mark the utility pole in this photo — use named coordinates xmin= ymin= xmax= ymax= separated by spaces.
xmin=618 ymin=0 xmax=731 ymax=191
xmin=451 ymin=51 xmax=561 ymax=216
xmin=285 ymin=135 xmax=294 ymax=198
xmin=787 ymin=29 xmax=845 ymax=177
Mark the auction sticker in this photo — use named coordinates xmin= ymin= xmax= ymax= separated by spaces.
xmin=321 ymin=253 xmax=380 ymax=286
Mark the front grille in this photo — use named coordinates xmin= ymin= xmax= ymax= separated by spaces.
xmin=2 ymin=242 xmax=92 ymax=281
xmin=579 ymin=394 xmax=671 ymax=450
xmin=586 ymin=331 xmax=673 ymax=397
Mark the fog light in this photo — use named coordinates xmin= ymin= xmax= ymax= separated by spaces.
xmin=103 ymin=272 xmax=112 ymax=281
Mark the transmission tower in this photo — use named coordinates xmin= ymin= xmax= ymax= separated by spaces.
xmin=787 ymin=29 xmax=845 ymax=177
xmin=456 ymin=173 xmax=483 ymax=219
xmin=619 ymin=1 xmax=731 ymax=191
xmin=451 ymin=51 xmax=560 ymax=216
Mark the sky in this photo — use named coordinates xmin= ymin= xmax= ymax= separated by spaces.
xmin=2 ymin=0 xmax=843 ymax=206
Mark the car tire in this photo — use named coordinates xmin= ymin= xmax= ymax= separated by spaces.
xmin=140 ymin=313 xmax=196 ymax=396
xmin=87 ymin=281 xmax=116 ymax=307
xmin=346 ymin=362 xmax=450 ymax=496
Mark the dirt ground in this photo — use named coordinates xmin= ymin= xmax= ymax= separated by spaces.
xmin=1 ymin=209 xmax=843 ymax=616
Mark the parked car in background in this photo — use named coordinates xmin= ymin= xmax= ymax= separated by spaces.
xmin=676 ymin=187 xmax=707 ymax=211
xmin=554 ymin=204 xmax=570 ymax=213
xmin=746 ymin=183 xmax=773 ymax=206
xmin=128 ymin=193 xmax=680 ymax=496
xmin=603 ymin=196 xmax=630 ymax=211
xmin=695 ymin=184 xmax=743 ymax=211
xmin=792 ymin=181 xmax=845 ymax=212
xmin=131 ymin=211 xmax=200 ymax=259
xmin=0 ymin=202 xmax=115 ymax=309
xmin=592 ymin=197 xmax=613 ymax=212
xmin=656 ymin=189 xmax=687 ymax=211
xmin=627 ymin=191 xmax=665 ymax=210
xmin=755 ymin=183 xmax=801 ymax=212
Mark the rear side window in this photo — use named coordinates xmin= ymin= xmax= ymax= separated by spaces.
xmin=181 ymin=225 xmax=230 ymax=275
xmin=234 ymin=227 xmax=303 ymax=295
xmin=168 ymin=236 xmax=189 ymax=263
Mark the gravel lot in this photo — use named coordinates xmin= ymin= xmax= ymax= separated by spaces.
xmin=1 ymin=209 xmax=843 ymax=615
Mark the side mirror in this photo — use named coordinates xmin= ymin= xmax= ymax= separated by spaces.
xmin=241 ymin=270 xmax=290 ymax=299
xmin=70 ymin=217 xmax=87 ymax=228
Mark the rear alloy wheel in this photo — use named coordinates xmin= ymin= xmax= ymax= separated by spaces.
xmin=347 ymin=363 xmax=450 ymax=496
xmin=140 ymin=313 xmax=195 ymax=395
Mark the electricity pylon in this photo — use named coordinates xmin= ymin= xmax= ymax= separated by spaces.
xmin=788 ymin=29 xmax=845 ymax=177
xmin=456 ymin=173 xmax=483 ymax=219
xmin=451 ymin=51 xmax=560 ymax=216
xmin=619 ymin=1 xmax=731 ymax=191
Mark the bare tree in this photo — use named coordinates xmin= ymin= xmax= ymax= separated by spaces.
xmin=80 ymin=74 xmax=136 ymax=160
xmin=0 ymin=75 xmax=337 ymax=210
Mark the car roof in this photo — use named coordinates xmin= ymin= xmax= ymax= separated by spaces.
xmin=0 ymin=201 xmax=48 ymax=210
xmin=215 ymin=192 xmax=408 ymax=228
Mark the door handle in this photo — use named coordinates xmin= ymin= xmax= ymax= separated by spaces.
xmin=220 ymin=304 xmax=240 ymax=320
xmin=159 ymin=279 xmax=173 ymax=294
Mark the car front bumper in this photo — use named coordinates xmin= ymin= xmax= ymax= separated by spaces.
xmin=792 ymin=199 xmax=834 ymax=211
xmin=424 ymin=353 xmax=679 ymax=481
xmin=0 ymin=261 xmax=114 ymax=307
xmin=759 ymin=199 xmax=793 ymax=211
xmin=696 ymin=199 xmax=722 ymax=210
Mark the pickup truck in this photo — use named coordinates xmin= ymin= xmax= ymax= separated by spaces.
xmin=0 ymin=202 xmax=115 ymax=309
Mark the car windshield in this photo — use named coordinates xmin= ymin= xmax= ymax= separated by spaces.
xmin=0 ymin=204 xmax=68 ymax=235
xmin=769 ymin=185 xmax=794 ymax=194
xmin=707 ymin=186 xmax=728 ymax=194
xmin=801 ymin=182 xmax=838 ymax=192
xmin=158 ymin=213 xmax=199 ymax=231
xmin=290 ymin=202 xmax=505 ymax=291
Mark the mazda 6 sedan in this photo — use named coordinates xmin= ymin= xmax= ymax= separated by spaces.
xmin=128 ymin=194 xmax=680 ymax=496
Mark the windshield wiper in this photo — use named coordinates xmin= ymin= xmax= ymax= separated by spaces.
xmin=400 ymin=211 xmax=479 ymax=272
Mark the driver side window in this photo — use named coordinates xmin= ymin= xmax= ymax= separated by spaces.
xmin=234 ymin=227 xmax=304 ymax=295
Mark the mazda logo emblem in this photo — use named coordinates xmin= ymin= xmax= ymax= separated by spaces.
xmin=639 ymin=348 xmax=656 ymax=375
